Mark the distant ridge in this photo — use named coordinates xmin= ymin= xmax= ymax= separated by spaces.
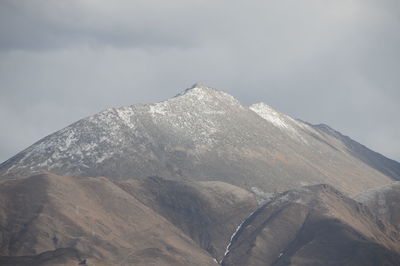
xmin=313 ymin=123 xmax=400 ymax=180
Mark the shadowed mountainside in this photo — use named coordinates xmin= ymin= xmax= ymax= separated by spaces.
xmin=2 ymin=174 xmax=400 ymax=265
xmin=221 ymin=184 xmax=400 ymax=266
xmin=116 ymin=176 xmax=257 ymax=261
xmin=0 ymin=173 xmax=257 ymax=265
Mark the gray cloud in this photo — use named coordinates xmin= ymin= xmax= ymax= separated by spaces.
xmin=1 ymin=0 xmax=399 ymax=162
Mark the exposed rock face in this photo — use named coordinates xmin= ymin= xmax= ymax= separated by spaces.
xmin=1 ymin=84 xmax=398 ymax=195
xmin=0 ymin=173 xmax=257 ymax=265
xmin=221 ymin=184 xmax=400 ymax=266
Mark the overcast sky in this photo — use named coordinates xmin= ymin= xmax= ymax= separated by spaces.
xmin=0 ymin=0 xmax=399 ymax=163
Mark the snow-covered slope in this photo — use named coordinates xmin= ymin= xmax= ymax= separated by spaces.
xmin=249 ymin=102 xmax=312 ymax=144
xmin=0 ymin=84 xmax=397 ymax=194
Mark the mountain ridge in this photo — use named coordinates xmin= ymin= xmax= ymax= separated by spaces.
xmin=0 ymin=173 xmax=256 ymax=265
xmin=1 ymin=83 xmax=400 ymax=265
xmin=221 ymin=183 xmax=400 ymax=266
xmin=312 ymin=123 xmax=400 ymax=180
xmin=0 ymin=84 xmax=398 ymax=195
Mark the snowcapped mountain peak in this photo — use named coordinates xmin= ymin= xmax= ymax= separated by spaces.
xmin=172 ymin=83 xmax=243 ymax=109
xmin=175 ymin=82 xmax=214 ymax=97
xmin=1 ymin=84 xmax=398 ymax=197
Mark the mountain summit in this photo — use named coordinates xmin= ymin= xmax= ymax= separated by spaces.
xmin=1 ymin=84 xmax=400 ymax=266
xmin=1 ymin=84 xmax=399 ymax=195
xmin=176 ymin=82 xmax=214 ymax=95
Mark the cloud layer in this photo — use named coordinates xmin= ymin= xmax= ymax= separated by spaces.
xmin=1 ymin=0 xmax=399 ymax=162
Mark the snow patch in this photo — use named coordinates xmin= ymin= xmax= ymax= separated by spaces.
xmin=96 ymin=154 xmax=110 ymax=163
xmin=251 ymin=187 xmax=274 ymax=205
xmin=250 ymin=103 xmax=290 ymax=129
xmin=149 ymin=104 xmax=167 ymax=116
xmin=221 ymin=209 xmax=257 ymax=263
xmin=65 ymin=130 xmax=77 ymax=148
xmin=116 ymin=107 xmax=135 ymax=128
xmin=250 ymin=102 xmax=309 ymax=144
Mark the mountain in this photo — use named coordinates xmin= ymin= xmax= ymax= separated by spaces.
xmin=2 ymin=84 xmax=400 ymax=265
xmin=0 ymin=173 xmax=256 ymax=265
xmin=354 ymin=182 xmax=400 ymax=231
xmin=221 ymin=184 xmax=400 ymax=266
xmin=2 ymin=174 xmax=400 ymax=266
xmin=116 ymin=176 xmax=257 ymax=261
xmin=312 ymin=124 xmax=400 ymax=181
xmin=1 ymin=84 xmax=398 ymax=195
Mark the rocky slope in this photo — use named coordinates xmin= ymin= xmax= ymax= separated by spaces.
xmin=1 ymin=84 xmax=400 ymax=266
xmin=116 ymin=177 xmax=257 ymax=262
xmin=2 ymin=174 xmax=400 ymax=266
xmin=221 ymin=184 xmax=400 ymax=266
xmin=1 ymin=84 xmax=398 ymax=195
xmin=0 ymin=173 xmax=257 ymax=265
xmin=354 ymin=182 xmax=400 ymax=231
xmin=312 ymin=124 xmax=400 ymax=181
